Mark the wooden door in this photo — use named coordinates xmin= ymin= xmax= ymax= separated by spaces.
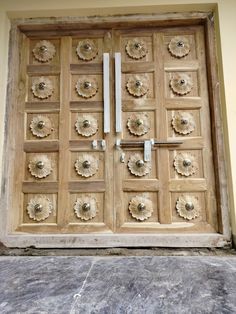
xmin=18 ymin=30 xmax=114 ymax=234
xmin=114 ymin=26 xmax=218 ymax=234
xmin=7 ymin=17 xmax=226 ymax=247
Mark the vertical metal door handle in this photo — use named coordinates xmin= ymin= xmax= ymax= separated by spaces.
xmin=103 ymin=53 xmax=110 ymax=133
xmin=115 ymin=52 xmax=122 ymax=133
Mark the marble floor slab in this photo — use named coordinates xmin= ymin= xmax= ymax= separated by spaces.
xmin=0 ymin=256 xmax=235 ymax=314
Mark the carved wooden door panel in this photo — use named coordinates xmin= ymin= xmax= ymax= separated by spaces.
xmin=113 ymin=26 xmax=218 ymax=234
xmin=19 ymin=31 xmax=114 ymax=234
xmin=8 ymin=17 xmax=226 ymax=247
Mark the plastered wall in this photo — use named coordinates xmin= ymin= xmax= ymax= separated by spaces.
xmin=0 ymin=0 xmax=236 ymax=242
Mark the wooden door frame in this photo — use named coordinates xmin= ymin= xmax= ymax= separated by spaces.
xmin=0 ymin=12 xmax=231 ymax=247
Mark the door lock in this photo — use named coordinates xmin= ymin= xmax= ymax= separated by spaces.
xmin=101 ymin=140 xmax=106 ymax=150
xmin=116 ymin=139 xmax=183 ymax=148
xmin=91 ymin=139 xmax=106 ymax=150
xmin=120 ymin=152 xmax=125 ymax=163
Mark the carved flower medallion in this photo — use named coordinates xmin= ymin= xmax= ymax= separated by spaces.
xmin=174 ymin=152 xmax=198 ymax=177
xmin=169 ymin=73 xmax=193 ymax=96
xmin=32 ymin=40 xmax=56 ymax=63
xmin=176 ymin=195 xmax=200 ymax=220
xmin=75 ymin=77 xmax=98 ymax=98
xmin=128 ymin=153 xmax=151 ymax=177
xmin=29 ymin=115 xmax=53 ymax=138
xmin=27 ymin=195 xmax=53 ymax=221
xmin=31 ymin=76 xmax=54 ymax=99
xmin=75 ymin=154 xmax=99 ymax=178
xmin=172 ymin=112 xmax=195 ymax=135
xmin=76 ymin=39 xmax=98 ymax=61
xmin=126 ymin=75 xmax=149 ymax=97
xmin=125 ymin=38 xmax=148 ymax=60
xmin=129 ymin=195 xmax=153 ymax=221
xmin=168 ymin=36 xmax=190 ymax=58
xmin=127 ymin=113 xmax=150 ymax=136
xmin=74 ymin=195 xmax=97 ymax=220
xmin=75 ymin=114 xmax=98 ymax=137
xmin=28 ymin=155 xmax=53 ymax=179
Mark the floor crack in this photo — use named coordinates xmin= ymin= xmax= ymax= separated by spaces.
xmin=69 ymin=259 xmax=97 ymax=314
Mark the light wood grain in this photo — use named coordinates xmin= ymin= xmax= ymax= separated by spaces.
xmin=2 ymin=15 xmax=230 ymax=245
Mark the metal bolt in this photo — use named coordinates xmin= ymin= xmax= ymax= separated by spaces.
xmin=135 ymin=80 xmax=143 ymax=88
xmin=134 ymin=42 xmax=142 ymax=50
xmin=138 ymin=203 xmax=146 ymax=211
xmin=84 ymin=81 xmax=92 ymax=89
xmin=36 ymin=161 xmax=44 ymax=169
xmin=38 ymin=82 xmax=46 ymax=90
xmin=34 ymin=203 xmax=43 ymax=212
xmin=183 ymin=159 xmax=192 ymax=167
xmin=185 ymin=202 xmax=194 ymax=211
xmin=83 ymin=120 xmax=91 ymax=128
xmin=37 ymin=120 xmax=45 ymax=129
xmin=177 ymin=41 xmax=184 ymax=48
xmin=39 ymin=45 xmax=48 ymax=52
xmin=83 ymin=43 xmax=92 ymax=51
xmin=136 ymin=160 xmax=145 ymax=168
xmin=181 ymin=118 xmax=189 ymax=125
xmin=136 ymin=119 xmax=144 ymax=126
xmin=82 ymin=160 xmax=91 ymax=169
xmin=180 ymin=79 xmax=186 ymax=85
xmin=82 ymin=203 xmax=91 ymax=211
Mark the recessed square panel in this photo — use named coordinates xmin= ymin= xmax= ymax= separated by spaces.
xmin=25 ymin=152 xmax=58 ymax=182
xmin=71 ymin=74 xmax=103 ymax=102
xmin=70 ymin=151 xmax=104 ymax=180
xmin=171 ymin=191 xmax=206 ymax=223
xmin=123 ymin=110 xmax=156 ymax=139
xmin=123 ymin=150 xmax=158 ymax=179
xmin=167 ymin=109 xmax=201 ymax=138
xmin=124 ymin=192 xmax=158 ymax=223
xmin=121 ymin=36 xmax=153 ymax=63
xmin=69 ymin=192 xmax=104 ymax=223
xmin=27 ymin=75 xmax=60 ymax=102
xmin=70 ymin=111 xmax=103 ymax=140
xmin=165 ymin=71 xmax=199 ymax=98
xmin=71 ymin=37 xmax=104 ymax=64
xmin=169 ymin=149 xmax=204 ymax=179
xmin=26 ymin=112 xmax=59 ymax=141
xmin=163 ymin=34 xmax=197 ymax=61
xmin=122 ymin=73 xmax=154 ymax=100
xmin=29 ymin=38 xmax=60 ymax=65
xmin=23 ymin=193 xmax=57 ymax=224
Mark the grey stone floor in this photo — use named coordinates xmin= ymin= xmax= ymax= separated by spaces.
xmin=0 ymin=256 xmax=236 ymax=314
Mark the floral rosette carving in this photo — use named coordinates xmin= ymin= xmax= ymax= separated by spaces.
xmin=126 ymin=75 xmax=149 ymax=97
xmin=74 ymin=195 xmax=98 ymax=220
xmin=127 ymin=113 xmax=150 ymax=136
xmin=125 ymin=38 xmax=148 ymax=60
xmin=128 ymin=153 xmax=151 ymax=177
xmin=169 ymin=73 xmax=193 ymax=96
xmin=75 ymin=154 xmax=99 ymax=178
xmin=174 ymin=152 xmax=198 ymax=177
xmin=75 ymin=77 xmax=98 ymax=98
xmin=31 ymin=76 xmax=54 ymax=99
xmin=129 ymin=195 xmax=153 ymax=221
xmin=30 ymin=115 xmax=53 ymax=138
xmin=27 ymin=195 xmax=53 ymax=222
xmin=28 ymin=155 xmax=53 ymax=179
xmin=76 ymin=39 xmax=98 ymax=61
xmin=75 ymin=114 xmax=98 ymax=137
xmin=168 ymin=36 xmax=190 ymax=58
xmin=176 ymin=195 xmax=200 ymax=220
xmin=172 ymin=112 xmax=195 ymax=135
xmin=32 ymin=40 xmax=56 ymax=63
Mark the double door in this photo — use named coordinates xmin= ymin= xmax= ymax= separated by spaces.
xmin=18 ymin=24 xmax=218 ymax=237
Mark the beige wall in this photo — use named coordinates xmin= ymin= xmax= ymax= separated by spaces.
xmin=0 ymin=0 xmax=236 ymax=240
